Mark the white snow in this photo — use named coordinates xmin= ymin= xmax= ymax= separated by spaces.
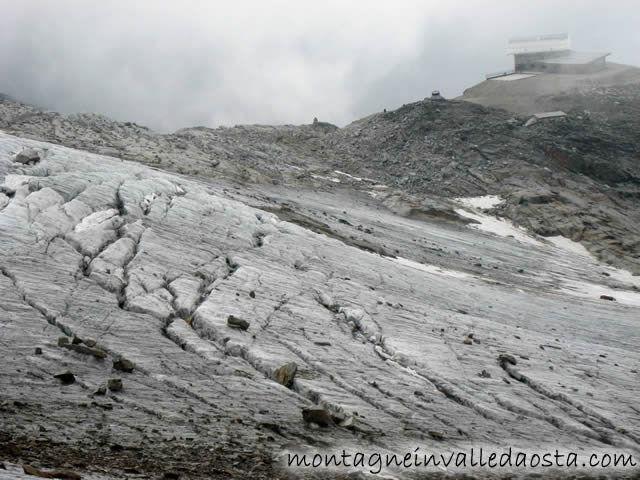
xmin=546 ymin=236 xmax=592 ymax=257
xmin=605 ymin=267 xmax=640 ymax=288
xmin=311 ymin=174 xmax=341 ymax=183
xmin=455 ymin=208 xmax=542 ymax=246
xmin=389 ymin=256 xmax=472 ymax=280
xmin=456 ymin=195 xmax=504 ymax=209
xmin=333 ymin=170 xmax=377 ymax=183
xmin=333 ymin=170 xmax=362 ymax=181
xmin=559 ymin=279 xmax=640 ymax=307
xmin=547 ymin=236 xmax=640 ymax=289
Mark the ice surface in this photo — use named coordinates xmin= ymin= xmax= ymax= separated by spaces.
xmin=1 ymin=131 xmax=639 ymax=478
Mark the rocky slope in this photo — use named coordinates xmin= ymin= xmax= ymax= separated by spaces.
xmin=1 ymin=81 xmax=640 ymax=479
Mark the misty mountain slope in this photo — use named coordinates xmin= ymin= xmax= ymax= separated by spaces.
xmin=459 ymin=63 xmax=640 ymax=117
xmin=1 ymin=131 xmax=640 ymax=478
xmin=2 ymin=90 xmax=639 ymax=277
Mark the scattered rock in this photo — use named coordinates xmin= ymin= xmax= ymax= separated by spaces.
xmin=57 ymin=337 xmax=69 ymax=347
xmin=53 ymin=370 xmax=75 ymax=385
xmin=271 ymin=362 xmax=298 ymax=388
xmin=63 ymin=344 xmax=106 ymax=359
xmin=83 ymin=339 xmax=97 ymax=347
xmin=107 ymin=378 xmax=123 ymax=392
xmin=14 ymin=149 xmax=40 ymax=165
xmin=428 ymin=430 xmax=445 ymax=441
xmin=302 ymin=407 xmax=333 ymax=427
xmin=600 ymin=295 xmax=616 ymax=301
xmin=113 ymin=358 xmax=134 ymax=372
xmin=478 ymin=370 xmax=491 ymax=378
xmin=94 ymin=386 xmax=106 ymax=396
xmin=34 ymin=347 xmax=42 ymax=355
xmin=227 ymin=315 xmax=250 ymax=331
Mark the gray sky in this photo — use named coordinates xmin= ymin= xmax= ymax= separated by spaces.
xmin=1 ymin=0 xmax=639 ymax=132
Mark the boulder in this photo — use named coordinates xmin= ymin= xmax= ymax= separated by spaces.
xmin=227 ymin=315 xmax=250 ymax=331
xmin=271 ymin=362 xmax=298 ymax=388
xmin=302 ymin=407 xmax=333 ymax=427
xmin=108 ymin=378 xmax=123 ymax=391
xmin=113 ymin=358 xmax=134 ymax=372
xmin=14 ymin=149 xmax=40 ymax=165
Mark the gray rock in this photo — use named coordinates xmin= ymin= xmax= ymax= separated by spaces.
xmin=64 ymin=343 xmax=106 ymax=359
xmin=14 ymin=148 xmax=40 ymax=165
xmin=107 ymin=378 xmax=123 ymax=392
xmin=113 ymin=358 xmax=134 ymax=372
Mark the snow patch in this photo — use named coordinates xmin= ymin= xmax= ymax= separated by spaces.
xmin=455 ymin=208 xmax=542 ymax=246
xmin=456 ymin=195 xmax=504 ymax=209
xmin=334 ymin=170 xmax=362 ymax=181
xmin=547 ymin=236 xmax=640 ymax=289
xmin=389 ymin=256 xmax=472 ymax=280
xmin=311 ymin=174 xmax=341 ymax=183
xmin=559 ymin=279 xmax=640 ymax=307
xmin=546 ymin=236 xmax=592 ymax=257
xmin=333 ymin=170 xmax=377 ymax=183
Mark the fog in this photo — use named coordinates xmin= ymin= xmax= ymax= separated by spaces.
xmin=1 ymin=0 xmax=639 ymax=132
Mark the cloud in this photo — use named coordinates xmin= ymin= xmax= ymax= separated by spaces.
xmin=1 ymin=0 xmax=638 ymax=131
